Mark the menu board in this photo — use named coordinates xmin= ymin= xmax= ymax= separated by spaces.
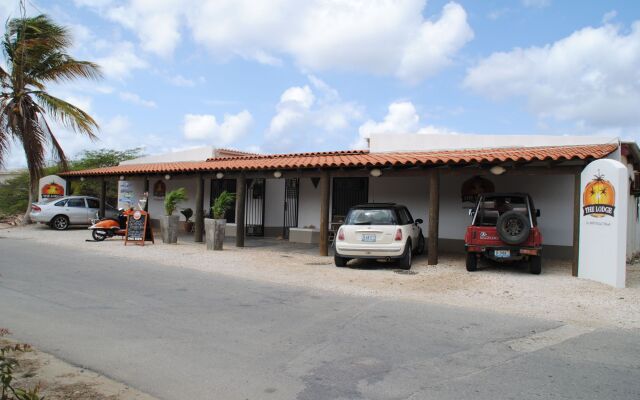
xmin=125 ymin=210 xmax=154 ymax=246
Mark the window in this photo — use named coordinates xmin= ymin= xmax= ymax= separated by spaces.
xmin=66 ymin=198 xmax=86 ymax=208
xmin=86 ymin=199 xmax=100 ymax=209
xmin=345 ymin=209 xmax=396 ymax=225
xmin=54 ymin=200 xmax=66 ymax=207
xmin=399 ymin=208 xmax=414 ymax=225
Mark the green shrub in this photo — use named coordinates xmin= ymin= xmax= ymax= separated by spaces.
xmin=211 ymin=191 xmax=235 ymax=219
xmin=0 ymin=329 xmax=43 ymax=400
xmin=164 ymin=188 xmax=188 ymax=216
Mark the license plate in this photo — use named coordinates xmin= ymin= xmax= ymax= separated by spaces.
xmin=495 ymin=250 xmax=510 ymax=258
xmin=361 ymin=234 xmax=376 ymax=242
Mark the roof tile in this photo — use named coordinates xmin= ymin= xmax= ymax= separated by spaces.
xmin=60 ymin=143 xmax=618 ymax=177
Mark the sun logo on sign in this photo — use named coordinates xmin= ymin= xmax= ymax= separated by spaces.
xmin=583 ymin=170 xmax=616 ymax=218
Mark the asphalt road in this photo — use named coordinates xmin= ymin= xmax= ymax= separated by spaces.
xmin=0 ymin=237 xmax=638 ymax=400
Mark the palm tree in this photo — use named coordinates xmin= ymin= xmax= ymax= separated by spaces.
xmin=0 ymin=14 xmax=101 ymax=223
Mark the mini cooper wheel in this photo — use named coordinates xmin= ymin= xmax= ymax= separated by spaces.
xmin=416 ymin=233 xmax=425 ymax=255
xmin=334 ymin=254 xmax=350 ymax=267
xmin=466 ymin=252 xmax=478 ymax=272
xmin=399 ymin=242 xmax=412 ymax=270
xmin=529 ymin=255 xmax=542 ymax=275
xmin=51 ymin=215 xmax=69 ymax=231
xmin=92 ymin=230 xmax=108 ymax=241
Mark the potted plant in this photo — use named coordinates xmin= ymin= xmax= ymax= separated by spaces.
xmin=161 ymin=187 xmax=187 ymax=244
xmin=205 ymin=190 xmax=235 ymax=250
xmin=181 ymin=208 xmax=194 ymax=233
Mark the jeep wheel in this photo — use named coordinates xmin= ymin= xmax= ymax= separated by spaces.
xmin=496 ymin=211 xmax=530 ymax=245
xmin=399 ymin=242 xmax=412 ymax=270
xmin=466 ymin=252 xmax=478 ymax=272
xmin=529 ymin=255 xmax=542 ymax=275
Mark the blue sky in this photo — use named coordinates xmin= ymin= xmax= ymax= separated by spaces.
xmin=2 ymin=0 xmax=640 ymax=167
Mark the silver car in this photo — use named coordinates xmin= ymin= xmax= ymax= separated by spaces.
xmin=31 ymin=196 xmax=118 ymax=230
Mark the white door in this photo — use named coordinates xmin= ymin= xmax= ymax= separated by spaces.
xmin=64 ymin=198 xmax=88 ymax=224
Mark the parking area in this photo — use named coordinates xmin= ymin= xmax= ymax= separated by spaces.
xmin=3 ymin=224 xmax=640 ymax=329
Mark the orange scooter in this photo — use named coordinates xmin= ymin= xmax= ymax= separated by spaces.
xmin=88 ymin=208 xmax=130 ymax=241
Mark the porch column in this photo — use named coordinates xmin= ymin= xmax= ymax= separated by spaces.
xmin=194 ymin=173 xmax=204 ymax=243
xmin=143 ymin=176 xmax=150 ymax=212
xmin=319 ymin=170 xmax=330 ymax=256
xmin=65 ymin=178 xmax=72 ymax=197
xmin=572 ymin=172 xmax=580 ymax=276
xmin=235 ymin=173 xmax=246 ymax=247
xmin=99 ymin=176 xmax=106 ymax=218
xmin=428 ymin=169 xmax=440 ymax=265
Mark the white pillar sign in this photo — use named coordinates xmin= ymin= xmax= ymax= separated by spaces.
xmin=38 ymin=175 xmax=66 ymax=203
xmin=578 ymin=159 xmax=628 ymax=288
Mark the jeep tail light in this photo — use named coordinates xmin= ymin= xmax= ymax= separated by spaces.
xmin=31 ymin=204 xmax=41 ymax=212
xmin=394 ymin=228 xmax=403 ymax=241
xmin=337 ymin=228 xmax=345 ymax=241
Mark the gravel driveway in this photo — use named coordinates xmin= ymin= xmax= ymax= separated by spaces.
xmin=3 ymin=224 xmax=639 ymax=329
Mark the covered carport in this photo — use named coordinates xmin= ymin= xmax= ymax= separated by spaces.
xmin=60 ymin=142 xmax=620 ymax=274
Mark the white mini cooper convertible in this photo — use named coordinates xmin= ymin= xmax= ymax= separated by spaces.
xmin=334 ymin=203 xmax=425 ymax=269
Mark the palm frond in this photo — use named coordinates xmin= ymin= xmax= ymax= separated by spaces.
xmin=32 ymin=91 xmax=98 ymax=138
xmin=32 ymin=56 xmax=102 ymax=82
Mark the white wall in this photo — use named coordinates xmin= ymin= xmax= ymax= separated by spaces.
xmin=264 ymin=179 xmax=285 ymax=227
xmin=298 ymin=178 xmax=321 ymax=229
xmin=126 ymin=176 xmax=211 ymax=221
xmin=368 ymin=176 xmax=429 ymax=225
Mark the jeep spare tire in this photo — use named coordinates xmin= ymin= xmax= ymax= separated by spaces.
xmin=496 ymin=211 xmax=530 ymax=245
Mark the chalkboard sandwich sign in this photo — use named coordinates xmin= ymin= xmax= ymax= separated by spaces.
xmin=125 ymin=210 xmax=154 ymax=246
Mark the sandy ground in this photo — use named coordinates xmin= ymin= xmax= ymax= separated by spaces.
xmin=2 ymin=224 xmax=639 ymax=330
xmin=1 ymin=336 xmax=156 ymax=400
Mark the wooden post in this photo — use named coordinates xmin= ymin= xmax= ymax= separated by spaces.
xmin=143 ymin=176 xmax=149 ymax=212
xmin=319 ymin=170 xmax=330 ymax=256
xmin=572 ymin=172 xmax=581 ymax=276
xmin=194 ymin=173 xmax=204 ymax=243
xmin=428 ymin=169 xmax=440 ymax=265
xmin=99 ymin=177 xmax=106 ymax=218
xmin=235 ymin=173 xmax=246 ymax=247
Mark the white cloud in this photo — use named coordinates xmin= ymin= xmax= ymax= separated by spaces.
xmin=602 ymin=10 xmax=617 ymax=24
xmin=82 ymin=0 xmax=472 ymax=83
xmin=183 ymin=111 xmax=253 ymax=145
xmin=119 ymin=91 xmax=157 ymax=108
xmin=168 ymin=74 xmax=198 ymax=87
xmin=522 ymin=0 xmax=550 ymax=8
xmin=95 ymin=41 xmax=148 ymax=80
xmin=266 ymin=77 xmax=363 ymax=149
xmin=106 ymin=0 xmax=183 ymax=58
xmin=354 ymin=101 xmax=461 ymax=148
xmin=464 ymin=22 xmax=640 ymax=129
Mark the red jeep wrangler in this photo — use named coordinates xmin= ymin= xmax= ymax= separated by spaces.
xmin=464 ymin=193 xmax=542 ymax=274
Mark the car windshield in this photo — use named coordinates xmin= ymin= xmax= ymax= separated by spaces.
xmin=474 ymin=195 xmax=528 ymax=226
xmin=345 ymin=209 xmax=396 ymax=225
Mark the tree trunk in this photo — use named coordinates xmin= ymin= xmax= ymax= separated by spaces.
xmin=21 ymin=175 xmax=37 ymax=225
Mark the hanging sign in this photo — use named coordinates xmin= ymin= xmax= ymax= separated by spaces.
xmin=578 ymin=159 xmax=628 ymax=288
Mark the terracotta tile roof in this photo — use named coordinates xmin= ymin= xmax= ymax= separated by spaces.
xmin=60 ymin=143 xmax=618 ymax=177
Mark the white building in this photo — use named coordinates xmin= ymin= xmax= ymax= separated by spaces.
xmin=62 ymin=134 xmax=640 ymax=275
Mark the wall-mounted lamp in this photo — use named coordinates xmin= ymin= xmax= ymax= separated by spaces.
xmin=273 ymin=170 xmax=283 ymax=179
xmin=490 ymin=165 xmax=507 ymax=176
xmin=119 ymin=175 xmax=125 ymax=181
xmin=370 ymin=168 xmax=382 ymax=177
xmin=215 ymin=172 xmax=224 ymax=179
xmin=164 ymin=174 xmax=171 ymax=180
xmin=80 ymin=177 xmax=85 ymax=182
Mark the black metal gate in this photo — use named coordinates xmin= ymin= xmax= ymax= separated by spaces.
xmin=332 ymin=177 xmax=368 ymax=220
xmin=245 ymin=178 xmax=265 ymax=236
xmin=210 ymin=179 xmax=237 ymax=222
xmin=283 ymin=178 xmax=299 ymax=239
